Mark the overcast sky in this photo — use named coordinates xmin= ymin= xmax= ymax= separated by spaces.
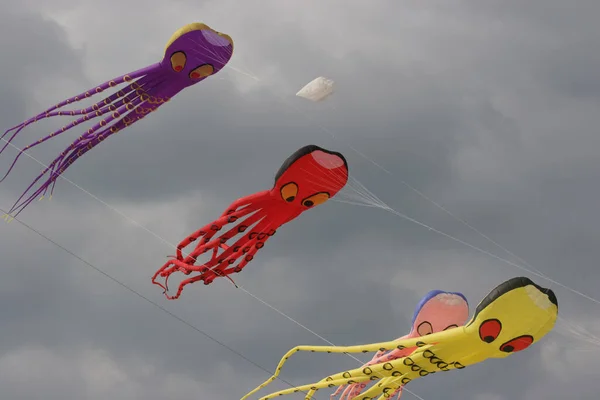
xmin=1 ymin=1 xmax=599 ymax=399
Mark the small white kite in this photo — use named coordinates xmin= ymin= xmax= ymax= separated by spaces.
xmin=296 ymin=76 xmax=335 ymax=102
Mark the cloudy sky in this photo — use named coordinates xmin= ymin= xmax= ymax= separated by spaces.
xmin=1 ymin=0 xmax=599 ymax=399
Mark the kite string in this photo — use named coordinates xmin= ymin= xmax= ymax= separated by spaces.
xmin=238 ymin=286 xmax=428 ymax=400
xmin=203 ymin=46 xmax=579 ymax=299
xmin=0 ymin=133 xmax=584 ymax=400
xmin=0 ymin=41 xmax=594 ymax=397
xmin=190 ymin=40 xmax=548 ymax=275
xmin=168 ymin=39 xmax=559 ymax=293
xmin=0 ymin=106 xmax=591 ymax=400
xmin=184 ymin=39 xmax=548 ymax=280
xmin=0 ymin=134 xmax=432 ymax=398
xmin=0 ymin=206 xmax=316 ymax=398
xmin=2 ymin=56 xmax=597 ymax=396
xmin=0 ymin=136 xmax=375 ymax=398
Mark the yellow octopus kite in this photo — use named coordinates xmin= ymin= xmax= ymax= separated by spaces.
xmin=242 ymin=276 xmax=558 ymax=400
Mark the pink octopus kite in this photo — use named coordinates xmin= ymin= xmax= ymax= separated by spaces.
xmin=152 ymin=145 xmax=348 ymax=299
xmin=332 ymin=290 xmax=469 ymax=400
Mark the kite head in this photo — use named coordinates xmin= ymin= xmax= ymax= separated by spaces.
xmin=399 ymin=277 xmax=557 ymax=376
xmin=0 ymin=22 xmax=235 ymax=219
xmin=272 ymin=145 xmax=348 ymax=213
xmin=239 ymin=277 xmax=557 ymax=399
xmin=409 ymin=290 xmax=469 ymax=337
xmin=367 ymin=278 xmax=557 ymax=385
xmin=457 ymin=277 xmax=558 ymax=362
xmin=159 ymin=22 xmax=234 ymax=94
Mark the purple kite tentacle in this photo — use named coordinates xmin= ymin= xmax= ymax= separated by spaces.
xmin=41 ymin=64 xmax=158 ymax=118
xmin=39 ymin=64 xmax=158 ymax=111
xmin=0 ymin=93 xmax=148 ymax=184
xmin=0 ymin=74 xmax=162 ymax=165
xmin=6 ymin=101 xmax=160 ymax=217
xmin=44 ymin=102 xmax=151 ymax=191
xmin=45 ymin=100 xmax=160 ymax=198
xmin=1 ymin=76 xmax=148 ymax=140
xmin=0 ymin=65 xmax=158 ymax=152
xmin=0 ymin=96 xmax=134 ymax=175
xmin=47 ymin=91 xmax=159 ymax=178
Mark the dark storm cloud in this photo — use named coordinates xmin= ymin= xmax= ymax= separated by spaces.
xmin=1 ymin=1 xmax=600 ymax=399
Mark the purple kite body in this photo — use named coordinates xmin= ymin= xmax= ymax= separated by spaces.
xmin=0 ymin=22 xmax=233 ymax=218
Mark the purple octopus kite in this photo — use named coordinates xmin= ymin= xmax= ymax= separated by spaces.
xmin=0 ymin=22 xmax=233 ymax=218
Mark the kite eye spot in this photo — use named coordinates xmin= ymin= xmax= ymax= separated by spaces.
xmin=189 ymin=64 xmax=214 ymax=80
xmin=479 ymin=319 xmax=502 ymax=343
xmin=444 ymin=324 xmax=459 ymax=331
xmin=500 ymin=335 xmax=533 ymax=353
xmin=280 ymin=182 xmax=298 ymax=202
xmin=301 ymin=192 xmax=330 ymax=208
xmin=170 ymin=51 xmax=187 ymax=72
xmin=417 ymin=321 xmax=433 ymax=336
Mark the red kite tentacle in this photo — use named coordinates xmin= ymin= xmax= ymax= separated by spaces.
xmin=183 ymin=208 xmax=267 ymax=264
xmin=155 ymin=217 xmax=275 ymax=299
xmin=188 ymin=213 xmax=269 ymax=274
xmin=219 ymin=190 xmax=271 ymax=217
xmin=201 ymin=219 xmax=277 ymax=283
xmin=174 ymin=201 xmax=265 ymax=260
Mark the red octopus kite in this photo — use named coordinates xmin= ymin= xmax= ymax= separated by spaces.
xmin=152 ymin=144 xmax=348 ymax=299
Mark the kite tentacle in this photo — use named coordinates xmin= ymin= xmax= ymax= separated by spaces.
xmin=264 ymin=356 xmax=415 ymax=400
xmin=5 ymin=100 xmax=158 ymax=218
xmin=209 ymin=219 xmax=277 ymax=279
xmin=173 ymin=198 xmax=268 ymax=261
xmin=57 ymin=66 xmax=158 ymax=115
xmin=334 ymin=382 xmax=366 ymax=400
xmin=182 ymin=208 xmax=267 ymax=264
xmin=0 ymin=74 xmax=169 ymax=185
xmin=158 ymin=215 xmax=268 ymax=297
xmin=0 ymin=94 xmax=143 ymax=182
xmin=359 ymin=375 xmax=404 ymax=400
xmin=42 ymin=78 xmax=169 ymax=194
xmin=240 ymin=339 xmax=423 ymax=400
xmin=199 ymin=218 xmax=274 ymax=282
xmin=218 ymin=190 xmax=272 ymax=217
xmin=0 ymin=66 xmax=158 ymax=153
xmin=188 ymin=213 xmax=269 ymax=270
xmin=330 ymin=385 xmax=346 ymax=399
xmin=41 ymin=64 xmax=158 ymax=110
xmin=0 ymin=94 xmax=147 ymax=187
xmin=155 ymin=215 xmax=274 ymax=299
xmin=152 ymin=207 xmax=266 ymax=288
xmin=334 ymin=335 xmax=412 ymax=399
xmin=262 ymin=376 xmax=375 ymax=400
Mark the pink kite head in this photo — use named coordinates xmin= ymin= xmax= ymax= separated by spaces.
xmin=332 ymin=290 xmax=470 ymax=400
xmin=408 ymin=290 xmax=470 ymax=337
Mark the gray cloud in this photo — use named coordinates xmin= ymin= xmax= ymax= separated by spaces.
xmin=1 ymin=0 xmax=599 ymax=399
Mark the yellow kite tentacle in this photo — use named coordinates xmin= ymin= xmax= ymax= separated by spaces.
xmin=258 ymin=376 xmax=368 ymax=400
xmin=247 ymin=278 xmax=559 ymax=400
xmin=260 ymin=350 xmax=432 ymax=400
xmin=240 ymin=337 xmax=429 ymax=400
xmin=361 ymin=376 xmax=404 ymax=399
xmin=304 ymin=370 xmax=379 ymax=399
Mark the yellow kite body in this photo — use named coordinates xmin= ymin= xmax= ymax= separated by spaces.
xmin=242 ymin=277 xmax=558 ymax=400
